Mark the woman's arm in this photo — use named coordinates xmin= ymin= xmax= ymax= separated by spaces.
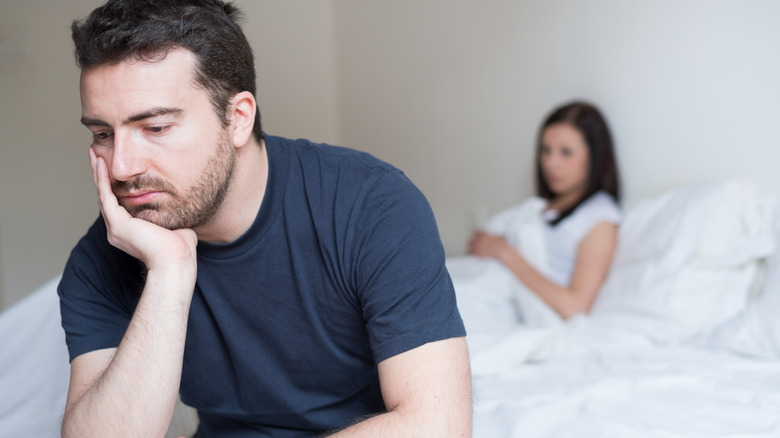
xmin=468 ymin=222 xmax=618 ymax=318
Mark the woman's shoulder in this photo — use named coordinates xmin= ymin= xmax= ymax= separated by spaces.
xmin=576 ymin=191 xmax=622 ymax=225
xmin=556 ymin=192 xmax=621 ymax=242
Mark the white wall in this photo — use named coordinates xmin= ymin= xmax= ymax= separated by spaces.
xmin=237 ymin=1 xmax=340 ymax=144
xmin=331 ymin=0 xmax=780 ymax=255
xmin=2 ymin=0 xmax=779 ymax=308
xmin=0 ymin=0 xmax=104 ymax=310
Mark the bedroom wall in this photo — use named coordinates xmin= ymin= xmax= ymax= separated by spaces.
xmin=2 ymin=1 xmax=779 ymax=309
xmin=330 ymin=0 xmax=780 ymax=256
xmin=0 ymin=0 xmax=101 ymax=310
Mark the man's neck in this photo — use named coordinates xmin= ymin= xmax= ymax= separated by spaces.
xmin=194 ymin=138 xmax=268 ymax=244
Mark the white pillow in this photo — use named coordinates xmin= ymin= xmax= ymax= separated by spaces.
xmin=699 ymin=196 xmax=780 ymax=358
xmin=591 ymin=180 xmax=773 ymax=340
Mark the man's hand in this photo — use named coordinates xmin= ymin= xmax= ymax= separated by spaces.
xmin=62 ymin=151 xmax=200 ymax=437
xmin=89 ymin=147 xmax=198 ymax=273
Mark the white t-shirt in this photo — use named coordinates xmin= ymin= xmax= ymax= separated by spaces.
xmin=542 ymin=191 xmax=621 ymax=286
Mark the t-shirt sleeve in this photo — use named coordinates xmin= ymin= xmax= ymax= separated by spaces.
xmin=58 ymin=218 xmax=139 ymax=362
xmin=567 ymin=193 xmax=622 ymax=244
xmin=592 ymin=194 xmax=622 ymax=226
xmin=350 ymin=170 xmax=466 ymax=363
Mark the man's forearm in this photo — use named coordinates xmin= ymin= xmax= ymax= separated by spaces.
xmin=326 ymin=338 xmax=473 ymax=438
xmin=326 ymin=401 xmax=471 ymax=438
xmin=62 ymin=267 xmax=195 ymax=437
xmin=326 ymin=412 xmax=462 ymax=438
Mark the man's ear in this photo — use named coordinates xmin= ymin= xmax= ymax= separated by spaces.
xmin=229 ymin=91 xmax=257 ymax=148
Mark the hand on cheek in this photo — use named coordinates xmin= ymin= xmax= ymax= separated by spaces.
xmin=87 ymin=147 xmax=198 ymax=274
xmin=89 ymin=147 xmax=120 ymax=216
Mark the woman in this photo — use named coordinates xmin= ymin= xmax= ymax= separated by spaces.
xmin=468 ymin=101 xmax=621 ymax=319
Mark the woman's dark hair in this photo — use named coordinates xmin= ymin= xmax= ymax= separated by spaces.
xmin=71 ymin=0 xmax=262 ymax=142
xmin=535 ymin=101 xmax=620 ymax=226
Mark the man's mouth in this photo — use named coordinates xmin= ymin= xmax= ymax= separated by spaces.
xmin=118 ymin=190 xmax=164 ymax=206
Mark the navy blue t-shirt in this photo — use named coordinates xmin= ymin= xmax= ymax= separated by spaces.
xmin=58 ymin=135 xmax=465 ymax=436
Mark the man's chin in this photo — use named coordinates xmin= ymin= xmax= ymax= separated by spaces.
xmin=129 ymin=208 xmax=181 ymax=230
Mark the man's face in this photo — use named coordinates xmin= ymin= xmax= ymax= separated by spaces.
xmin=80 ymin=49 xmax=236 ymax=230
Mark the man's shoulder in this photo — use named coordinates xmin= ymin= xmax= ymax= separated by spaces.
xmin=264 ymin=134 xmax=430 ymax=229
xmin=266 ymin=134 xmax=401 ymax=177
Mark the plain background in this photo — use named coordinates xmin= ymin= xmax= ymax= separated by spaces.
xmin=1 ymin=0 xmax=779 ymax=310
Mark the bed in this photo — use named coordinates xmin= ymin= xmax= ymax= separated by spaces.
xmin=452 ymin=179 xmax=780 ymax=437
xmin=2 ymin=180 xmax=779 ymax=437
xmin=0 ymin=284 xmax=197 ymax=436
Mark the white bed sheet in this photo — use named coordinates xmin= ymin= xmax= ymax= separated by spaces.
xmin=0 ymin=276 xmax=198 ymax=438
xmin=0 ymin=276 xmax=69 ymax=438
xmin=454 ymin=180 xmax=780 ymax=438
xmin=470 ymin=317 xmax=780 ymax=438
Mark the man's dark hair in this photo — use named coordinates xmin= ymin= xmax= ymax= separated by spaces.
xmin=534 ymin=101 xmax=621 ymax=226
xmin=72 ymin=0 xmax=262 ymax=142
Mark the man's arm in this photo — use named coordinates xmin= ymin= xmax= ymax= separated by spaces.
xmin=328 ymin=337 xmax=472 ymax=438
xmin=61 ymin=150 xmax=198 ymax=437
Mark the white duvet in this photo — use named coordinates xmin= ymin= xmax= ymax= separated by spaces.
xmin=472 ymin=323 xmax=780 ymax=438
xmin=452 ymin=180 xmax=780 ymax=438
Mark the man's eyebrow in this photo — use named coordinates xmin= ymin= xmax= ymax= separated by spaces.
xmin=80 ymin=107 xmax=184 ymax=128
xmin=80 ymin=117 xmax=109 ymax=128
xmin=125 ymin=107 xmax=183 ymax=124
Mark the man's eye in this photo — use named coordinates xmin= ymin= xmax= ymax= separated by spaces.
xmin=93 ymin=132 xmax=111 ymax=141
xmin=146 ymin=125 xmax=169 ymax=134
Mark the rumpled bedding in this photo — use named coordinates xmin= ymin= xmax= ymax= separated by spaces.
xmin=0 ymin=276 xmax=69 ymax=438
xmin=449 ymin=196 xmax=562 ymax=334
xmin=472 ymin=321 xmax=780 ymax=438
xmin=452 ymin=180 xmax=780 ymax=438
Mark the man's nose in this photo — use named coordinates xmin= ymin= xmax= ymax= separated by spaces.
xmin=110 ymin=131 xmax=148 ymax=181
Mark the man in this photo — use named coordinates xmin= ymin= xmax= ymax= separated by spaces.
xmin=57 ymin=1 xmax=472 ymax=437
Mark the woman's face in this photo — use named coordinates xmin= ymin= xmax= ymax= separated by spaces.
xmin=540 ymin=123 xmax=591 ymax=199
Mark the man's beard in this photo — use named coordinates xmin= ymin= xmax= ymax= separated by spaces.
xmin=112 ymin=131 xmax=237 ymax=230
